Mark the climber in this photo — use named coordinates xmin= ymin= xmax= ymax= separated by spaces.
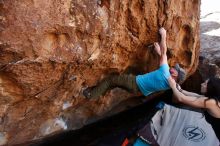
xmin=83 ymin=27 xmax=186 ymax=99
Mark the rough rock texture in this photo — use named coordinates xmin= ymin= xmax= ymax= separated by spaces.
xmin=0 ymin=0 xmax=200 ymax=145
xmin=182 ymin=4 xmax=220 ymax=94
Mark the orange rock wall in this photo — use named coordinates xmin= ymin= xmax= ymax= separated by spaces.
xmin=0 ymin=0 xmax=200 ymax=145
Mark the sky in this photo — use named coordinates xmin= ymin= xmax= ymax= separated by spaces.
xmin=201 ymin=0 xmax=220 ymax=17
xmin=201 ymin=0 xmax=220 ymax=36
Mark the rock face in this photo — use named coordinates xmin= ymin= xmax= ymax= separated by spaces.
xmin=0 ymin=0 xmax=200 ymax=145
xmin=182 ymin=2 xmax=220 ymax=96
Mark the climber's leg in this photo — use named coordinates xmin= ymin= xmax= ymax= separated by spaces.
xmin=83 ymin=74 xmax=139 ymax=99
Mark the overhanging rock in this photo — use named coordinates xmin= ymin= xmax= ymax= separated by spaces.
xmin=0 ymin=0 xmax=200 ymax=145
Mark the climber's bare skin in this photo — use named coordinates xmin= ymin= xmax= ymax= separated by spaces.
xmin=153 ymin=27 xmax=168 ymax=65
xmin=154 ymin=28 xmax=178 ymax=81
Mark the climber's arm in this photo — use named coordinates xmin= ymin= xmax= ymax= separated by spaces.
xmin=159 ymin=27 xmax=168 ymax=65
